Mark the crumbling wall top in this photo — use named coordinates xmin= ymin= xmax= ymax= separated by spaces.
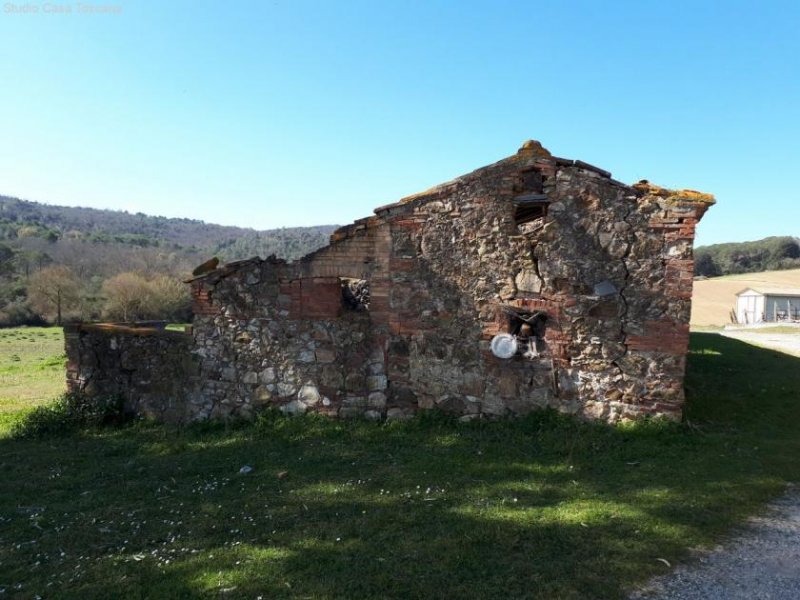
xmin=632 ymin=180 xmax=716 ymax=206
xmin=65 ymin=322 xmax=190 ymax=338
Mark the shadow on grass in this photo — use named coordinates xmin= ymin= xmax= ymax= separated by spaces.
xmin=1 ymin=333 xmax=800 ymax=599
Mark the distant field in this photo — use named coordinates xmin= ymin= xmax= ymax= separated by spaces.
xmin=0 ymin=327 xmax=65 ymax=433
xmin=691 ymin=268 xmax=800 ymax=327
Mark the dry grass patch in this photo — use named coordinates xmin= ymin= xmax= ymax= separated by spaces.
xmin=691 ymin=268 xmax=800 ymax=327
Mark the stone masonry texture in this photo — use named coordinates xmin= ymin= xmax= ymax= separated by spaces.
xmin=64 ymin=141 xmax=714 ymax=424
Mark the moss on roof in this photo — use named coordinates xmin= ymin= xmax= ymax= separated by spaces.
xmin=633 ymin=180 xmax=716 ymax=205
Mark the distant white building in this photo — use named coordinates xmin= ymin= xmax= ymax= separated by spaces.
xmin=735 ymin=288 xmax=800 ymax=324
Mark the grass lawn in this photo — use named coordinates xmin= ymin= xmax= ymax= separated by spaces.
xmin=1 ymin=332 xmax=800 ymax=598
xmin=0 ymin=327 xmax=65 ymax=435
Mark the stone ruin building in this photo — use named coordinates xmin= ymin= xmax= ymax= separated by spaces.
xmin=64 ymin=140 xmax=714 ymax=424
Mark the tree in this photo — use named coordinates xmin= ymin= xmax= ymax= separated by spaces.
xmin=27 ymin=265 xmax=80 ymax=325
xmin=13 ymin=248 xmax=52 ymax=278
xmin=102 ymin=272 xmax=151 ymax=322
xmin=694 ymin=252 xmax=720 ymax=277
xmin=102 ymin=272 xmax=190 ymax=322
xmin=0 ymin=243 xmax=14 ymax=278
xmin=145 ymin=274 xmax=190 ymax=320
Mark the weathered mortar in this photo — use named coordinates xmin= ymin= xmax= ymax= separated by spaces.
xmin=65 ymin=140 xmax=713 ymax=423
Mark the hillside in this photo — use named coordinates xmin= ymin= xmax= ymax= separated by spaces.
xmin=0 ymin=195 xmax=337 ymax=258
xmin=0 ymin=195 xmax=338 ymax=325
xmin=691 ymin=268 xmax=800 ymax=327
xmin=694 ymin=236 xmax=800 ymax=277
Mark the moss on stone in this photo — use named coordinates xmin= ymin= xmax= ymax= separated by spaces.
xmin=633 ymin=180 xmax=716 ymax=205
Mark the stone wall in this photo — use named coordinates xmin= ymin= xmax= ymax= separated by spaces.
xmin=64 ymin=323 xmax=197 ymax=423
xmin=66 ymin=140 xmax=713 ymax=424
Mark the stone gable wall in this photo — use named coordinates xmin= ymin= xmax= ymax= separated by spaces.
xmin=64 ymin=142 xmax=712 ymax=424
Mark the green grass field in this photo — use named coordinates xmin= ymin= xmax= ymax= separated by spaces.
xmin=1 ymin=330 xmax=799 ymax=598
xmin=0 ymin=327 xmax=65 ymax=435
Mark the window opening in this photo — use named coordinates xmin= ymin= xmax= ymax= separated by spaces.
xmin=494 ymin=306 xmax=548 ymax=359
xmin=341 ymin=277 xmax=370 ymax=311
xmin=513 ymin=193 xmax=548 ymax=231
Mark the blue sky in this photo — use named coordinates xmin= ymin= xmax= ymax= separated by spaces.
xmin=1 ymin=0 xmax=798 ymax=246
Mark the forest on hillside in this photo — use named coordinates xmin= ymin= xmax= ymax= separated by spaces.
xmin=694 ymin=237 xmax=800 ymax=277
xmin=0 ymin=195 xmax=337 ymax=326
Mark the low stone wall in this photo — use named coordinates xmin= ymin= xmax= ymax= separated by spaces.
xmin=64 ymin=323 xmax=198 ymax=423
xmin=191 ymin=312 xmax=389 ymax=421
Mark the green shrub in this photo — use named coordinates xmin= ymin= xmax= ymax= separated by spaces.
xmin=12 ymin=391 xmax=129 ymax=438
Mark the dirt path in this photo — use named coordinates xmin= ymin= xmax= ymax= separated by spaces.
xmin=632 ymin=333 xmax=800 ymax=598
xmin=719 ymin=330 xmax=800 ymax=357
xmin=630 ymin=488 xmax=800 ymax=599
xmin=630 ymin=330 xmax=800 ymax=600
